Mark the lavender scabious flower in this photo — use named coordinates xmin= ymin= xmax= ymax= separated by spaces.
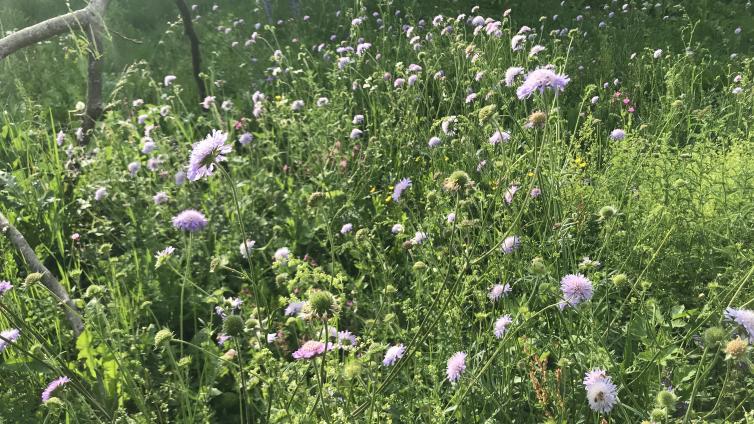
xmin=530 ymin=187 xmax=542 ymax=198
xmin=292 ymin=340 xmax=331 ymax=360
xmin=239 ymin=132 xmax=254 ymax=145
xmin=171 ymin=209 xmax=208 ymax=232
xmin=516 ymin=68 xmax=570 ymax=100
xmin=489 ymin=130 xmax=510 ymax=145
xmin=0 ymin=328 xmax=20 ymax=352
xmin=501 ymin=236 xmax=521 ymax=254
xmin=505 ymin=185 xmax=519 ymax=204
xmin=274 ymin=247 xmax=291 ymax=263
xmin=350 ymin=128 xmax=363 ymax=139
xmin=391 ymin=224 xmax=404 ymax=234
xmin=239 ymin=239 xmax=256 ymax=258
xmin=94 ymin=187 xmax=108 ymax=201
xmin=412 ymin=231 xmax=428 ymax=245
xmin=583 ymin=369 xmax=618 ymax=414
xmin=447 ymin=213 xmax=456 ymax=223
xmin=446 ymin=351 xmax=467 ymax=382
xmin=489 ymin=283 xmax=512 ymax=301
xmin=383 ymin=344 xmax=406 ymax=366
xmin=186 ymin=130 xmax=232 ymax=181
xmin=0 ymin=281 xmax=12 ymax=295
xmin=352 ymin=114 xmax=365 ymax=124
xmin=164 ymin=75 xmax=177 ymax=86
xmin=285 ymin=301 xmax=305 ymax=316
xmin=560 ymin=273 xmax=593 ymax=308
xmin=340 ymin=223 xmax=353 ymax=234
xmin=392 ymin=178 xmax=412 ymax=202
xmin=336 ymin=330 xmax=358 ymax=349
xmin=609 ymin=129 xmax=626 ymax=140
xmin=725 ymin=307 xmax=754 ymax=342
xmin=428 ymin=136 xmax=442 ymax=148
xmin=127 ymin=161 xmax=141 ymax=176
xmin=41 ymin=376 xmax=70 ymax=403
xmin=494 ymin=315 xmax=513 ymax=338
xmin=153 ymin=191 xmax=169 ymax=205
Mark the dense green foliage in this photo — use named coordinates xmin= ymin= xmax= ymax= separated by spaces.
xmin=1 ymin=0 xmax=754 ymax=422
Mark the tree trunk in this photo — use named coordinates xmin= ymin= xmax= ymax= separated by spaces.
xmin=0 ymin=212 xmax=84 ymax=336
xmin=174 ymin=0 xmax=206 ymax=102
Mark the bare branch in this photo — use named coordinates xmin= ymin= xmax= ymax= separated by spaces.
xmin=0 ymin=211 xmax=84 ymax=336
xmin=80 ymin=0 xmax=110 ymax=141
xmin=0 ymin=0 xmax=109 ymax=61
xmin=174 ymin=0 xmax=207 ymax=101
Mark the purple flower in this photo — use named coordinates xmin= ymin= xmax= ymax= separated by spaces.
xmin=291 ymin=100 xmax=305 ymax=111
xmin=489 ymin=130 xmax=511 ymax=145
xmin=447 ymin=213 xmax=456 ymax=223
xmin=239 ymin=240 xmax=255 ymax=258
xmin=505 ymin=185 xmax=519 ymax=205
xmin=56 ymin=131 xmax=65 ymax=146
xmin=465 ymin=92 xmax=478 ymax=103
xmin=391 ymin=224 xmax=404 ymax=234
xmin=583 ymin=369 xmax=618 ymax=414
xmin=164 ymin=75 xmax=177 ymax=86
xmin=394 ymin=78 xmax=406 ymax=88
xmin=350 ymin=128 xmax=363 ymax=139
xmin=217 ymin=333 xmax=231 ymax=346
xmin=340 ymin=223 xmax=353 ymax=234
xmin=239 ymin=132 xmax=254 ymax=145
xmin=172 ymin=209 xmax=208 ymax=232
xmin=292 ymin=340 xmax=331 ymax=360
xmin=428 ymin=136 xmax=442 ymax=148
xmin=201 ymin=96 xmax=216 ymax=109
xmin=489 ymin=283 xmax=512 ymax=301
xmin=41 ymin=376 xmax=70 ymax=403
xmin=560 ymin=273 xmax=593 ymax=308
xmin=392 ymin=178 xmax=412 ymax=202
xmin=530 ymin=187 xmax=542 ymax=198
xmin=187 ymin=130 xmax=231 ymax=181
xmin=274 ymin=247 xmax=291 ymax=263
xmin=336 ymin=330 xmax=358 ymax=349
xmin=494 ymin=315 xmax=513 ymax=338
xmin=0 ymin=328 xmax=20 ymax=352
xmin=446 ymin=351 xmax=467 ymax=382
xmin=285 ymin=301 xmax=305 ymax=316
xmin=352 ymin=114 xmax=365 ymax=125
xmin=412 ymin=231 xmax=428 ymax=245
xmin=383 ymin=344 xmax=406 ymax=366
xmin=94 ymin=187 xmax=108 ymax=201
xmin=175 ymin=171 xmax=186 ymax=186
xmin=609 ymin=129 xmax=626 ymax=140
xmin=511 ymin=35 xmax=526 ymax=51
xmin=153 ymin=191 xmax=169 ymax=205
xmin=725 ymin=308 xmax=754 ymax=342
xmin=0 ymin=281 xmax=12 ymax=295
xmin=127 ymin=161 xmax=141 ymax=176
xmin=267 ymin=333 xmax=278 ymax=343
xmin=516 ymin=68 xmax=571 ymax=100
xmin=501 ymin=236 xmax=520 ymax=254
xmin=529 ymin=45 xmax=546 ymax=57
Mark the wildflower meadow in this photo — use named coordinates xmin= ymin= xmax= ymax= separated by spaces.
xmin=1 ymin=0 xmax=754 ymax=422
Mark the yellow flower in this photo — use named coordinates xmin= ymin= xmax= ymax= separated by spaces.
xmin=275 ymin=95 xmax=282 ymax=101
xmin=385 ymin=195 xmax=392 ymax=203
xmin=369 ymin=186 xmax=376 ymax=193
xmin=527 ymin=171 xmax=535 ymax=177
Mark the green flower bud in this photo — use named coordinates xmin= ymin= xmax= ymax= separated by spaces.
xmin=611 ymin=273 xmax=628 ymax=287
xmin=656 ymin=390 xmax=677 ymax=411
xmin=650 ymin=407 xmax=667 ymax=421
xmin=308 ymin=291 xmax=335 ymax=317
xmin=599 ymin=205 xmax=618 ymax=220
xmin=222 ymin=315 xmax=245 ymax=337
xmin=703 ymin=326 xmax=727 ymax=346
xmin=25 ymin=272 xmax=44 ymax=286
xmin=154 ymin=329 xmax=174 ymax=347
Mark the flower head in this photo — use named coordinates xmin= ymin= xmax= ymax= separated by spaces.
xmin=383 ymin=344 xmax=406 ymax=366
xmin=504 ymin=67 xmax=525 ymax=87
xmin=164 ymin=75 xmax=177 ymax=86
xmin=494 ymin=315 xmax=513 ymax=338
xmin=609 ymin=129 xmax=626 ymax=140
xmin=336 ymin=330 xmax=358 ymax=350
xmin=516 ymin=68 xmax=570 ymax=100
xmin=560 ymin=273 xmax=593 ymax=308
xmin=285 ymin=301 xmax=305 ymax=316
xmin=172 ymin=209 xmax=208 ymax=232
xmin=187 ymin=130 xmax=232 ymax=181
xmin=292 ymin=340 xmax=332 ymax=360
xmin=41 ymin=376 xmax=70 ymax=403
xmin=501 ymin=236 xmax=521 ymax=254
xmin=154 ymin=246 xmax=175 ymax=268
xmin=340 ymin=223 xmax=353 ymax=234
xmin=489 ymin=283 xmax=512 ymax=301
xmin=94 ymin=187 xmax=108 ymax=201
xmin=0 ymin=328 xmax=20 ymax=352
xmin=274 ymin=247 xmax=291 ymax=263
xmin=583 ymin=369 xmax=618 ymax=414
xmin=489 ymin=130 xmax=511 ymax=145
xmin=0 ymin=281 xmax=12 ymax=295
xmin=239 ymin=240 xmax=256 ymax=258
xmin=446 ymin=351 xmax=467 ymax=382
xmin=725 ymin=308 xmax=754 ymax=342
xmin=153 ymin=191 xmax=169 ymax=205
xmin=392 ymin=178 xmax=412 ymax=202
xmin=391 ymin=224 xmax=404 ymax=234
